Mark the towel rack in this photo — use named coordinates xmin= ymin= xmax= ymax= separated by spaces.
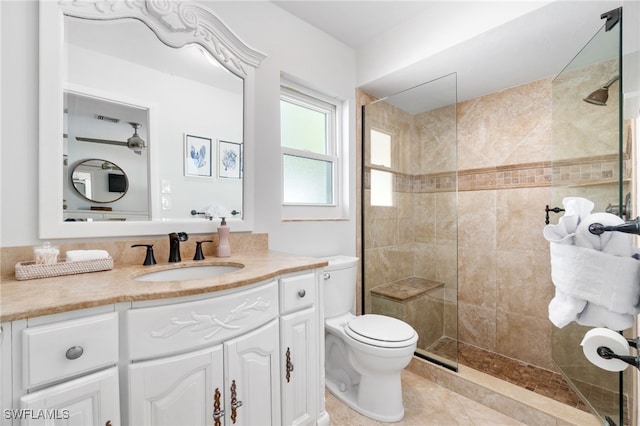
xmin=544 ymin=205 xmax=565 ymax=225
xmin=588 ymin=217 xmax=640 ymax=236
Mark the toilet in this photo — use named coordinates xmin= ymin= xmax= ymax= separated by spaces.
xmin=322 ymin=256 xmax=418 ymax=422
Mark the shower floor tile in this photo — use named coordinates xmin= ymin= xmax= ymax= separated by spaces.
xmin=428 ymin=338 xmax=632 ymax=424
xmin=427 ymin=337 xmax=631 ymax=423
xmin=456 ymin=342 xmax=589 ymax=411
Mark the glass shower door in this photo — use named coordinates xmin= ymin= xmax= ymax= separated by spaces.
xmin=362 ymin=73 xmax=459 ymax=370
xmin=550 ymin=8 xmax=633 ymax=425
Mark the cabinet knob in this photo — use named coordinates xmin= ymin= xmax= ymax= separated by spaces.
xmin=65 ymin=345 xmax=84 ymax=360
xmin=297 ymin=289 xmax=306 ymax=298
xmin=323 ymin=272 xmax=331 ymax=280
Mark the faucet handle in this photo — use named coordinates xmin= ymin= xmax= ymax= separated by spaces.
xmin=131 ymin=244 xmax=157 ymax=266
xmin=193 ymin=240 xmax=214 ymax=261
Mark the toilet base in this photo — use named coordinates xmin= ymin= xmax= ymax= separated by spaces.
xmin=325 ymin=373 xmax=404 ymax=422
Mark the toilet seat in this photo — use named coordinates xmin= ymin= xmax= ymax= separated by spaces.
xmin=345 ymin=314 xmax=416 ymax=348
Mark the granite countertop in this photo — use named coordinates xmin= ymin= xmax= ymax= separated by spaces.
xmin=0 ymin=251 xmax=327 ymax=322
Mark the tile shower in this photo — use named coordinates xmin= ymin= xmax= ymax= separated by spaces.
xmin=358 ymin=70 xmax=630 ymax=418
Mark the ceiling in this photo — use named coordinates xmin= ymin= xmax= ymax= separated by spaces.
xmin=271 ymin=1 xmax=624 ymax=106
xmin=272 ymin=1 xmax=441 ymax=49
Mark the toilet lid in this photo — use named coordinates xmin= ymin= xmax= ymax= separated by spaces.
xmin=345 ymin=314 xmax=416 ymax=348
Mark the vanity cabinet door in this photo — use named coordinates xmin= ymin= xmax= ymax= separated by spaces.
xmin=129 ymin=345 xmax=223 ymax=426
xmin=281 ymin=307 xmax=317 ymax=426
xmin=224 ymin=319 xmax=280 ymax=426
xmin=19 ymin=366 xmax=119 ymax=426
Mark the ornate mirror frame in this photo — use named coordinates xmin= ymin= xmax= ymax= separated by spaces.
xmin=39 ymin=0 xmax=265 ymax=238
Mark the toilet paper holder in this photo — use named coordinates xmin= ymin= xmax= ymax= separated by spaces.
xmin=597 ymin=336 xmax=640 ymax=369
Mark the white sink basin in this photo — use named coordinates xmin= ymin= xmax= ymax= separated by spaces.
xmin=134 ymin=265 xmax=243 ymax=282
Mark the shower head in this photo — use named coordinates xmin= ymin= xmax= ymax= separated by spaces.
xmin=583 ymin=75 xmax=620 ymax=106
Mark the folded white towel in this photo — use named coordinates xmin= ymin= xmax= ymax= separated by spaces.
xmin=544 ymin=197 xmax=640 ymax=330
xmin=544 ymin=197 xmax=595 ymax=327
xmin=577 ymin=303 xmax=634 ymax=330
xmin=548 ymin=290 xmax=587 ymax=328
xmin=550 ymin=243 xmax=640 ymax=315
xmin=575 ymin=212 xmax=632 ymax=256
xmin=66 ymin=250 xmax=110 ymax=262
xmin=543 ymin=197 xmax=595 ymax=245
xmin=204 ymin=204 xmax=231 ymax=219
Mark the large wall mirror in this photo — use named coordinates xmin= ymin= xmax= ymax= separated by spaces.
xmin=39 ymin=1 xmax=265 ymax=238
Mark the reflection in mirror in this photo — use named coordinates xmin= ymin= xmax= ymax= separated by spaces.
xmin=71 ymin=159 xmax=128 ymax=203
xmin=65 ymin=91 xmax=149 ymax=220
xmin=64 ymin=15 xmax=244 ymax=221
xmin=40 ymin=1 xmax=265 ymax=238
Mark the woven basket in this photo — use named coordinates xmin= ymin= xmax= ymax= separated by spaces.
xmin=15 ymin=257 xmax=114 ymax=281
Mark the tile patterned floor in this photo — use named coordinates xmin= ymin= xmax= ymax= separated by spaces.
xmin=457 ymin=342 xmax=590 ymax=411
xmin=325 ymin=370 xmax=527 ymax=426
xmin=429 ymin=338 xmax=629 ymax=424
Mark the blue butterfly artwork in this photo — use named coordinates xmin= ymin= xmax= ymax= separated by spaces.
xmin=190 ymin=144 xmax=207 ymax=169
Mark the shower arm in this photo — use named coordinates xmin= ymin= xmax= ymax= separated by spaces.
xmin=602 ymin=75 xmax=620 ymax=89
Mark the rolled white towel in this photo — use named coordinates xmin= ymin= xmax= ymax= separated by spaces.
xmin=66 ymin=249 xmax=110 ymax=262
xmin=543 ymin=197 xmax=595 ymax=244
xmin=575 ymin=212 xmax=632 ymax=256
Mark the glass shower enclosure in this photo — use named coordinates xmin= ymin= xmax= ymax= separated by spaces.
xmin=362 ymin=73 xmax=459 ymax=370
xmin=550 ymin=7 xmax=634 ymax=425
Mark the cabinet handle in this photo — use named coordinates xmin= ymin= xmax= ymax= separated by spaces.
xmin=323 ymin=272 xmax=331 ymax=280
xmin=212 ymin=387 xmax=224 ymax=426
xmin=65 ymin=345 xmax=84 ymax=360
xmin=297 ymin=289 xmax=306 ymax=298
xmin=230 ymin=380 xmax=243 ymax=424
xmin=286 ymin=347 xmax=294 ymax=383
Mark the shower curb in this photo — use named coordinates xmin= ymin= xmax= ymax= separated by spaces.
xmin=407 ymin=357 xmax=600 ymax=426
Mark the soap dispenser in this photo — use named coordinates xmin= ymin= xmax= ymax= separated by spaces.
xmin=217 ymin=217 xmax=231 ymax=257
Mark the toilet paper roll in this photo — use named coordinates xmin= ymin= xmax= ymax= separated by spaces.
xmin=580 ymin=328 xmax=631 ymax=372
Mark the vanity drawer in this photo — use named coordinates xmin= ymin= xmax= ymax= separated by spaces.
xmin=127 ymin=279 xmax=279 ymax=361
xmin=280 ymin=272 xmax=316 ymax=314
xmin=23 ymin=312 xmax=118 ymax=389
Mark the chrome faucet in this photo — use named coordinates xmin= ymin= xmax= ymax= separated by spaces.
xmin=168 ymin=232 xmax=189 ymax=262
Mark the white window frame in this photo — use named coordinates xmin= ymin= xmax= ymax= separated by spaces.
xmin=280 ymin=78 xmax=345 ymax=220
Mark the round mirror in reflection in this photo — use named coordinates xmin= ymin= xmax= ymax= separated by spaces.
xmin=71 ymin=159 xmax=128 ymax=203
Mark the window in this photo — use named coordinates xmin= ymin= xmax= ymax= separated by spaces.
xmin=280 ymin=79 xmax=344 ymax=219
xmin=369 ymin=129 xmax=393 ymax=207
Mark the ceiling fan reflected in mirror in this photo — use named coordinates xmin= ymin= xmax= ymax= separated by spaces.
xmin=75 ymin=121 xmax=146 ymax=155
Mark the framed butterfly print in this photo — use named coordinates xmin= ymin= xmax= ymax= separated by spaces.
xmin=218 ymin=140 xmax=242 ymax=179
xmin=184 ymin=134 xmax=213 ymax=178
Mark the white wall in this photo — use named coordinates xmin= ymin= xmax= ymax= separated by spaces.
xmin=0 ymin=0 xmax=357 ymax=258
xmin=206 ymin=1 xmax=358 ymax=258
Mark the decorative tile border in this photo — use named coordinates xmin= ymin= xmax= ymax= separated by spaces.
xmin=364 ymin=155 xmax=627 ymax=194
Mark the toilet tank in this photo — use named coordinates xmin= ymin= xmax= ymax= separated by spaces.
xmin=322 ymin=256 xmax=359 ymax=318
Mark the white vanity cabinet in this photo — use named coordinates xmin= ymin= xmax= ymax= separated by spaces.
xmin=126 ymin=279 xmax=282 ymax=425
xmin=279 ymin=272 xmax=318 ymax=426
xmin=14 ymin=311 xmax=120 ymax=426
xmin=20 ymin=367 xmax=120 ymax=426
xmin=2 ymin=267 xmax=325 ymax=426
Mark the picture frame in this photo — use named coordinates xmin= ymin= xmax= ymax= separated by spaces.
xmin=218 ymin=140 xmax=242 ymax=179
xmin=184 ymin=134 xmax=213 ymax=178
